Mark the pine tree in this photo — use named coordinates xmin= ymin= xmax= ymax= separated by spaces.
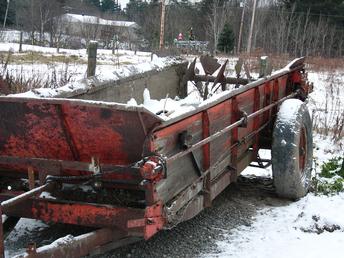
xmin=100 ymin=0 xmax=115 ymax=13
xmin=87 ymin=0 xmax=100 ymax=9
xmin=217 ymin=23 xmax=234 ymax=53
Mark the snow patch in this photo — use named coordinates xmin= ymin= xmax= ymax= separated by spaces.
xmin=204 ymin=193 xmax=344 ymax=258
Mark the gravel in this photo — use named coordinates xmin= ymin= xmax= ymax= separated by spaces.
xmin=4 ymin=176 xmax=291 ymax=258
xmin=98 ymin=176 xmax=290 ymax=258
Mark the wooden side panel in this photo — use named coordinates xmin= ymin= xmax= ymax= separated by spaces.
xmin=153 ymin=114 xmax=203 ymax=203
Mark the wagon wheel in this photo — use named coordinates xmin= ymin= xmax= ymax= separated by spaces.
xmin=271 ymin=99 xmax=313 ymax=200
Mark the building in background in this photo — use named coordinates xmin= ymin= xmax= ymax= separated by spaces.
xmin=60 ymin=13 xmax=139 ymax=49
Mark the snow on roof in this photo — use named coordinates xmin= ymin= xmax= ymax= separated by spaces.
xmin=61 ymin=13 xmax=138 ymax=29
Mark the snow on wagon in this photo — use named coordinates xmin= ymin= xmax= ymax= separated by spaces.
xmin=0 ymin=55 xmax=313 ymax=257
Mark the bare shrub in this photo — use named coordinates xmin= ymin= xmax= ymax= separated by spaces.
xmin=311 ymin=72 xmax=344 ymax=142
xmin=0 ymin=50 xmax=76 ymax=95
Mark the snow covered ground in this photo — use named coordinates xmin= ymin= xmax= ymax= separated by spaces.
xmin=0 ymin=43 xmax=177 ymax=93
xmin=205 ymin=193 xmax=344 ymax=258
xmin=1 ymin=42 xmax=343 ymax=257
xmin=202 ymin=69 xmax=344 ymax=258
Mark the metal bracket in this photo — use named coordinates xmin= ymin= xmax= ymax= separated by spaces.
xmin=179 ymin=131 xmax=203 ymax=176
xmin=249 ymin=153 xmax=271 ymax=169
xmin=238 ymin=110 xmax=248 ymax=128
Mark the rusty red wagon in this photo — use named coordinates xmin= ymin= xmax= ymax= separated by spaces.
xmin=0 ymin=56 xmax=313 ymax=257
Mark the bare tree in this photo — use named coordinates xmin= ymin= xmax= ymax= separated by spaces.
xmin=207 ymin=0 xmax=230 ymax=54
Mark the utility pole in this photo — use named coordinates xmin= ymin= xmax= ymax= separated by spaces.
xmin=159 ymin=0 xmax=166 ymax=50
xmin=237 ymin=1 xmax=246 ymax=54
xmin=247 ymin=0 xmax=258 ymax=54
xmin=3 ymin=0 xmax=10 ymax=29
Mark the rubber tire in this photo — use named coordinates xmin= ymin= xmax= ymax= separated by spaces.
xmin=272 ymin=99 xmax=313 ymax=200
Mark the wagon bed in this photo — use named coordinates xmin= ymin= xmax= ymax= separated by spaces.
xmin=0 ymin=57 xmax=312 ymax=257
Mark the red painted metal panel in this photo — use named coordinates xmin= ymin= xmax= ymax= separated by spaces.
xmin=0 ymin=98 xmax=161 ymax=175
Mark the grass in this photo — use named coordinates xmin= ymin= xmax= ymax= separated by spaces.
xmin=0 ymin=51 xmax=85 ymax=65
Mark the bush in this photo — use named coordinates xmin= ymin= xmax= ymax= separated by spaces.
xmin=313 ymin=157 xmax=344 ymax=194
xmin=320 ymin=157 xmax=344 ymax=178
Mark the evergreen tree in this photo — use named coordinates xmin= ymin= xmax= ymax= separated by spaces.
xmin=217 ymin=23 xmax=234 ymax=53
xmin=87 ymin=0 xmax=100 ymax=9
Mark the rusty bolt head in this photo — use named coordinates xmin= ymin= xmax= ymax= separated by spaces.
xmin=27 ymin=242 xmax=37 ymax=254
xmin=93 ymin=181 xmax=102 ymax=188
xmin=146 ymin=218 xmax=155 ymax=225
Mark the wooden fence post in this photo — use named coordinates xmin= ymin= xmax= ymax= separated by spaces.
xmin=87 ymin=41 xmax=98 ymax=77
xmin=19 ymin=31 xmax=23 ymax=53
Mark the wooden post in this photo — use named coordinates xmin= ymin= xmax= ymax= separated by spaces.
xmin=247 ymin=0 xmax=257 ymax=54
xmin=87 ymin=41 xmax=98 ymax=77
xmin=19 ymin=31 xmax=23 ymax=53
xmin=57 ymin=37 xmax=60 ymax=53
xmin=159 ymin=0 xmax=166 ymax=50
xmin=112 ymin=35 xmax=115 ymax=55
xmin=237 ymin=1 xmax=246 ymax=54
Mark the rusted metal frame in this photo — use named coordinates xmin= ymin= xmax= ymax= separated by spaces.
xmin=202 ymin=111 xmax=211 ymax=207
xmin=55 ymin=104 xmax=80 ymax=161
xmin=139 ymin=160 xmax=164 ymax=207
xmin=252 ymin=87 xmax=261 ymax=159
xmin=1 ymin=183 xmax=54 ymax=213
xmin=194 ymin=75 xmax=249 ymax=85
xmin=143 ymin=201 xmax=165 ymax=239
xmin=0 ymin=183 xmax=54 ymax=258
xmin=230 ymin=97 xmax=239 ymax=180
xmin=0 ymin=156 xmax=140 ymax=177
xmin=263 ymin=82 xmax=272 ymax=123
xmin=166 ymin=92 xmax=299 ymax=164
xmin=1 ymin=193 xmax=165 ymax=241
xmin=272 ymin=79 xmax=280 ymax=115
xmin=142 ymin=181 xmax=158 ymax=207
xmin=16 ymin=228 xmax=132 ymax=258
xmin=4 ymin=198 xmax=145 ymax=229
xmin=126 ymin=201 xmax=165 ymax=240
